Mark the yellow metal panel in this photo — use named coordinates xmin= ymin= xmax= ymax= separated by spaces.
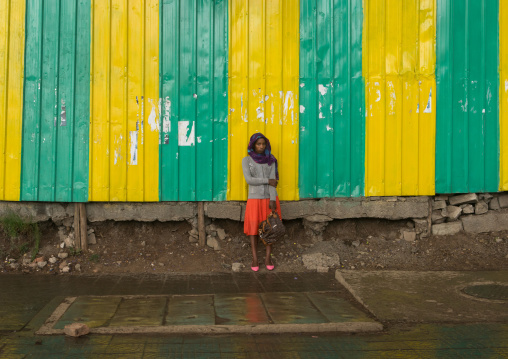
xmin=0 ymin=0 xmax=25 ymax=201
xmin=90 ymin=0 xmax=159 ymax=202
xmin=364 ymin=0 xmax=436 ymax=196
xmin=501 ymin=0 xmax=508 ymax=191
xmin=228 ymin=0 xmax=299 ymax=201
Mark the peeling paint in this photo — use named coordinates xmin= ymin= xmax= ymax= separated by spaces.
xmin=147 ymin=99 xmax=159 ymax=132
xmin=318 ymin=84 xmax=328 ymax=96
xmin=300 ymin=105 xmax=305 ymax=114
xmin=423 ymin=88 xmax=432 ymax=114
xmin=178 ymin=121 xmax=195 ymax=146
xmin=60 ymin=99 xmax=66 ymax=126
xmin=129 ymin=131 xmax=138 ymax=165
xmin=163 ymin=97 xmax=171 ymax=133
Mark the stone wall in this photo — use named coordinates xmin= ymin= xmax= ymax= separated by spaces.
xmin=1 ymin=194 xmax=507 ymax=237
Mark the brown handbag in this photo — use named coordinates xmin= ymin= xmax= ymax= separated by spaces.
xmin=258 ymin=211 xmax=285 ymax=246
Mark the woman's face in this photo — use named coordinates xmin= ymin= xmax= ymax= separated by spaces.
xmin=254 ymin=138 xmax=266 ymax=154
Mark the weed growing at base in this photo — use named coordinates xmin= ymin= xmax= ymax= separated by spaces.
xmin=0 ymin=212 xmax=40 ymax=260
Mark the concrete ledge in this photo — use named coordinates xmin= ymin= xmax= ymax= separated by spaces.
xmin=206 ymin=202 xmax=242 ymax=221
xmin=281 ymin=198 xmax=429 ymax=220
xmin=0 ymin=201 xmax=73 ymax=222
xmin=462 ymin=210 xmax=508 ymax=233
xmin=37 ymin=322 xmax=382 ymax=336
xmin=86 ymin=202 xmax=196 ymax=222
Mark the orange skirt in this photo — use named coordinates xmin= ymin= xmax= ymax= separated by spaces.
xmin=244 ymin=197 xmax=282 ymax=236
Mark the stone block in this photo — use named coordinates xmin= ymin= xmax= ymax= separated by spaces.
xmin=64 ymin=323 xmax=90 ymax=337
xmin=434 ymin=195 xmax=449 ymax=201
xmin=498 ymin=194 xmax=508 ymax=208
xmin=462 ymin=210 xmax=508 ymax=233
xmin=432 ymin=222 xmax=463 ymax=236
xmin=433 ymin=201 xmax=447 ymax=210
xmin=402 ymin=231 xmax=417 ymax=242
xmin=206 ymin=203 xmax=242 ymax=221
xmin=216 ymin=228 xmax=226 ymax=240
xmin=86 ymin=202 xmax=196 ymax=222
xmin=489 ymin=197 xmax=500 ymax=210
xmin=444 ymin=205 xmax=462 ymax=221
xmin=301 ymin=241 xmax=342 ymax=270
xmin=475 ymin=201 xmax=488 ymax=215
xmin=206 ymin=236 xmax=221 ymax=251
xmin=462 ymin=204 xmax=474 ymax=214
xmin=448 ymin=193 xmax=478 ymax=206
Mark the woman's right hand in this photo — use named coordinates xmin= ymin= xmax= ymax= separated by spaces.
xmin=268 ymin=179 xmax=278 ymax=187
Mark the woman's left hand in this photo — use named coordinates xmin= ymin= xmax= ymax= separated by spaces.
xmin=269 ymin=200 xmax=277 ymax=211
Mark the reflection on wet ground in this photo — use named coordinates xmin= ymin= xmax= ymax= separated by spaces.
xmin=1 ymin=324 xmax=507 ymax=358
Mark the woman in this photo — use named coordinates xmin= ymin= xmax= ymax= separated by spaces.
xmin=242 ymin=133 xmax=282 ymax=272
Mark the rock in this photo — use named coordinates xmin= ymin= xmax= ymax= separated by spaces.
xmin=60 ymin=242 xmax=65 ymax=249
xmin=64 ymin=235 xmax=74 ymax=248
xmin=87 ymin=233 xmax=96 ymax=245
xmin=435 ymin=195 xmax=449 ymax=201
xmin=351 ymin=240 xmax=360 ymax=247
xmin=432 ymin=222 xmax=463 ymax=236
xmin=49 ymin=256 xmax=57 ymax=264
xmin=462 ymin=211 xmax=508 ymax=233
xmin=232 ymin=263 xmax=243 ymax=272
xmin=402 ymin=231 xmax=417 ymax=242
xmin=189 ymin=229 xmax=198 ymax=239
xmin=431 ymin=210 xmax=446 ymax=224
xmin=189 ymin=235 xmax=199 ymax=243
xmin=37 ymin=261 xmax=47 ymax=269
xmin=64 ymin=323 xmax=90 ymax=337
xmin=495 ymin=238 xmax=503 ymax=243
xmin=443 ymin=206 xmax=462 ymax=221
xmin=479 ymin=193 xmax=493 ymax=201
xmin=216 ymin=228 xmax=227 ymax=241
xmin=59 ymin=261 xmax=68 ymax=269
xmin=301 ymin=241 xmax=341 ymax=270
xmin=475 ymin=201 xmax=488 ymax=215
xmin=58 ymin=252 xmax=68 ymax=259
xmin=433 ymin=201 xmax=447 ymax=210
xmin=449 ymin=193 xmax=478 ymax=206
xmin=498 ymin=194 xmax=508 ymax=208
xmin=9 ymin=263 xmax=20 ymax=270
xmin=462 ymin=204 xmax=474 ymax=214
xmin=22 ymin=258 xmax=32 ymax=266
xmin=34 ymin=256 xmax=45 ymax=263
xmin=61 ymin=266 xmax=70 ymax=273
xmin=303 ymin=218 xmax=329 ymax=243
xmin=87 ymin=228 xmax=95 ymax=234
xmin=28 ymin=263 xmax=37 ymax=269
xmin=413 ymin=219 xmax=429 ymax=236
xmin=141 ymin=241 xmax=146 ymax=246
xmin=316 ymin=266 xmax=329 ymax=273
xmin=206 ymin=236 xmax=221 ymax=251
xmin=75 ymin=264 xmax=81 ymax=272
xmin=304 ymin=214 xmax=333 ymax=223
xmin=489 ymin=198 xmax=500 ymax=210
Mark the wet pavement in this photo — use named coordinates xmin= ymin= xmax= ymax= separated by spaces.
xmin=1 ymin=271 xmax=508 ymax=358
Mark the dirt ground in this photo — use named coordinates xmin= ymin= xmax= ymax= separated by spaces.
xmin=1 ymin=218 xmax=507 ymax=275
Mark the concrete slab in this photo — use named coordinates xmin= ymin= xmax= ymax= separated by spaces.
xmin=165 ymin=295 xmax=215 ymax=326
xmin=109 ymin=297 xmax=167 ymax=327
xmin=260 ymin=293 xmax=327 ymax=324
xmin=306 ymin=292 xmax=374 ymax=323
xmin=214 ymin=294 xmax=270 ymax=325
xmin=35 ymin=293 xmax=383 ymax=335
xmin=336 ymin=270 xmax=508 ymax=323
xmin=53 ymin=296 xmax=121 ymax=329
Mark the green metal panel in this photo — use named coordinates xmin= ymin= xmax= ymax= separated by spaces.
xmin=436 ymin=0 xmax=499 ymax=194
xmin=21 ymin=0 xmax=90 ymax=202
xmin=299 ymin=0 xmax=365 ymax=198
xmin=160 ymin=0 xmax=228 ymax=201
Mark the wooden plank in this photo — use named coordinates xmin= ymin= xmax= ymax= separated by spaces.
xmin=74 ymin=203 xmax=81 ymax=250
xmin=198 ymin=202 xmax=206 ymax=246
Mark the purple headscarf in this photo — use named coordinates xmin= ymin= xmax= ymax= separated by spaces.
xmin=247 ymin=133 xmax=279 ymax=180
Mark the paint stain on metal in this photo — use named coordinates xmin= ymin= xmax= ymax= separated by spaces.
xmin=129 ymin=131 xmax=138 ymax=166
xmin=178 ymin=121 xmax=195 ymax=146
xmin=60 ymin=99 xmax=66 ymax=126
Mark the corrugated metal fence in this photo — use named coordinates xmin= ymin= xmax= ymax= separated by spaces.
xmin=1 ymin=0 xmax=507 ymax=203
xmin=436 ymin=0 xmax=499 ymax=194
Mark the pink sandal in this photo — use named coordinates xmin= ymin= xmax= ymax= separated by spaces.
xmin=266 ymin=264 xmax=274 ymax=271
xmin=251 ymin=266 xmax=259 ymax=272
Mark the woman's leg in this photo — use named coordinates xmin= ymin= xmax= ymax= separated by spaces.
xmin=249 ymin=235 xmax=258 ymax=267
xmin=265 ymin=244 xmax=273 ymax=266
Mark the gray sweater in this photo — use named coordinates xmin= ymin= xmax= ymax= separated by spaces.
xmin=242 ymin=156 xmax=277 ymax=201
